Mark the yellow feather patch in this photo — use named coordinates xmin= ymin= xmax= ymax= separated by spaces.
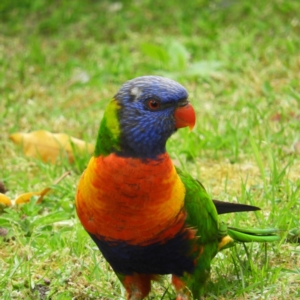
xmin=105 ymin=99 xmax=121 ymax=143
xmin=218 ymin=235 xmax=234 ymax=250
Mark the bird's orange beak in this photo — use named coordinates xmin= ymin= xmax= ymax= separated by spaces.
xmin=174 ymin=103 xmax=196 ymax=130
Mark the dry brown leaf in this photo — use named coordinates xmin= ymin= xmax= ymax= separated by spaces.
xmin=0 ymin=193 xmax=12 ymax=207
xmin=14 ymin=171 xmax=71 ymax=205
xmin=10 ymin=130 xmax=94 ymax=164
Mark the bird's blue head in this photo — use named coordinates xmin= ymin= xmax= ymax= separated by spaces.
xmin=95 ymin=76 xmax=196 ymax=159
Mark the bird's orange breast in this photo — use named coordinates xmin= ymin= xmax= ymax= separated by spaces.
xmin=76 ymin=153 xmax=186 ymax=245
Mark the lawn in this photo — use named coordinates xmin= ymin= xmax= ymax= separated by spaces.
xmin=0 ymin=0 xmax=300 ymax=299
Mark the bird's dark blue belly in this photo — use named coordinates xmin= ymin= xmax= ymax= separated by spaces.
xmin=89 ymin=230 xmax=195 ymax=276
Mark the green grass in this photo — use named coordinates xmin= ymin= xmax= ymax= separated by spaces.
xmin=1 ymin=0 xmax=300 ymax=299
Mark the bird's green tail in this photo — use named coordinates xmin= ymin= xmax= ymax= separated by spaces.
xmin=218 ymin=223 xmax=280 ymax=250
xmin=228 ymin=226 xmax=280 ymax=242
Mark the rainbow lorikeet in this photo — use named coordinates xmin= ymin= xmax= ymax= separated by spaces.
xmin=76 ymin=76 xmax=279 ymax=299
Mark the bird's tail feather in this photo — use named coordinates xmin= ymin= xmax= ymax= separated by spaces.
xmin=213 ymin=199 xmax=260 ymax=215
xmin=228 ymin=226 xmax=281 ymax=243
xmin=218 ymin=226 xmax=280 ymax=251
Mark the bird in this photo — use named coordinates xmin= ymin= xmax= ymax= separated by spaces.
xmin=75 ymin=76 xmax=279 ymax=299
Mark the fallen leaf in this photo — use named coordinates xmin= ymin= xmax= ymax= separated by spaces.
xmin=0 ymin=193 xmax=12 ymax=207
xmin=10 ymin=130 xmax=94 ymax=164
xmin=14 ymin=191 xmax=48 ymax=205
xmin=15 ymin=171 xmax=71 ymax=205
xmin=1 ymin=171 xmax=70 ymax=208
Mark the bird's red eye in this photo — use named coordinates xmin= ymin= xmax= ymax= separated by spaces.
xmin=148 ymin=99 xmax=160 ymax=110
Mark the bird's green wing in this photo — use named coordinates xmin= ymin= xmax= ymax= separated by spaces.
xmin=176 ymin=167 xmax=219 ymax=243
xmin=176 ymin=167 xmax=221 ymax=297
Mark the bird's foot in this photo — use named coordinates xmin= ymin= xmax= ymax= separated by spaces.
xmin=176 ymin=293 xmax=190 ymax=300
xmin=172 ymin=275 xmax=191 ymax=300
xmin=128 ymin=290 xmax=143 ymax=300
